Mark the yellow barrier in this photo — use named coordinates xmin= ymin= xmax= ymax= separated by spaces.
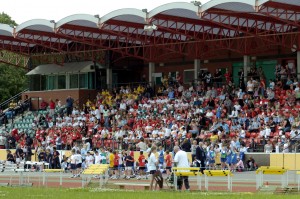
xmin=44 ymin=169 xmax=63 ymax=173
xmin=81 ymin=164 xmax=110 ymax=188
xmin=172 ymin=167 xmax=202 ymax=190
xmin=256 ymin=166 xmax=288 ymax=190
xmin=204 ymin=170 xmax=233 ymax=177
xmin=204 ymin=170 xmax=233 ymax=191
xmin=42 ymin=168 xmax=63 ymax=186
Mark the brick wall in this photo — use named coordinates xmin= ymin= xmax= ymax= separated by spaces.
xmin=22 ymin=89 xmax=97 ymax=110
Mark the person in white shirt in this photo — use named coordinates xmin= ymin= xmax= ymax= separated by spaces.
xmin=85 ymin=152 xmax=94 ymax=168
xmin=247 ymin=79 xmax=254 ymax=95
xmin=239 ymin=130 xmax=246 ymax=139
xmin=94 ymin=151 xmax=102 ymax=164
xmin=94 ymin=108 xmax=101 ymax=122
xmin=148 ymin=146 xmax=158 ymax=191
xmin=70 ymin=149 xmax=77 ymax=178
xmin=75 ymin=150 xmax=82 ymax=177
xmin=119 ymin=101 xmax=127 ymax=110
xmin=173 ymin=146 xmax=190 ymax=191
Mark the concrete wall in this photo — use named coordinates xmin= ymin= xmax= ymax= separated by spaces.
xmin=245 ymin=153 xmax=270 ymax=167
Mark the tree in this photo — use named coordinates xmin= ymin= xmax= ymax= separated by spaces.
xmin=0 ymin=12 xmax=17 ymax=26
xmin=0 ymin=12 xmax=27 ymax=103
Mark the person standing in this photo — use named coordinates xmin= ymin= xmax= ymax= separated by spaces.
xmin=148 ymin=146 xmax=158 ymax=191
xmin=195 ymin=142 xmax=206 ymax=174
xmin=165 ymin=150 xmax=172 ymax=177
xmin=66 ymin=96 xmax=74 ymax=116
xmin=158 ymin=145 xmax=164 ymax=172
xmin=70 ymin=149 xmax=77 ymax=178
xmin=75 ymin=150 xmax=82 ymax=177
xmin=49 ymin=99 xmax=56 ymax=117
xmin=85 ymin=151 xmax=94 ymax=169
xmin=173 ymin=146 xmax=190 ymax=191
xmin=207 ymin=146 xmax=216 ymax=170
xmin=124 ymin=152 xmax=134 ymax=180
xmin=52 ymin=147 xmax=61 ymax=169
xmin=137 ymin=151 xmax=146 ymax=180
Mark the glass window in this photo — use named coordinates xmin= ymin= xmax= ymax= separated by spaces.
xmin=57 ymin=75 xmax=66 ymax=89
xmin=88 ymin=72 xmax=95 ymax=89
xmin=70 ymin=74 xmax=79 ymax=89
xmin=40 ymin=75 xmax=47 ymax=91
xmin=47 ymin=76 xmax=56 ymax=90
xmin=79 ymin=74 xmax=87 ymax=88
xmin=29 ymin=75 xmax=41 ymax=91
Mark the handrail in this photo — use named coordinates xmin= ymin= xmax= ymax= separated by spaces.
xmin=0 ymin=88 xmax=29 ymax=110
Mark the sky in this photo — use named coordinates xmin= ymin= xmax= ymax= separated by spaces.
xmin=0 ymin=0 xmax=211 ymax=24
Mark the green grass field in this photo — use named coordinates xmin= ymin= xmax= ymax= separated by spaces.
xmin=0 ymin=187 xmax=299 ymax=199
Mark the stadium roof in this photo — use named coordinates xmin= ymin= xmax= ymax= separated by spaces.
xmin=26 ymin=61 xmax=102 ymax=75
xmin=0 ymin=0 xmax=300 ymax=67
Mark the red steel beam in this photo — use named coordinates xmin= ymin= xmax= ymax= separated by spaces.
xmin=258 ymin=2 xmax=300 ymax=29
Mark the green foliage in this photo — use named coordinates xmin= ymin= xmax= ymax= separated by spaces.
xmin=0 ymin=12 xmax=17 ymax=26
xmin=0 ymin=63 xmax=27 ymax=102
xmin=0 ymin=12 xmax=27 ymax=102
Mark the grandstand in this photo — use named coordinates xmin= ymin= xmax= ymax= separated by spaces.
xmin=0 ymin=0 xmax=300 ymax=181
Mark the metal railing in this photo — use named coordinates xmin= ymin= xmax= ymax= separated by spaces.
xmin=0 ymin=88 xmax=29 ymax=110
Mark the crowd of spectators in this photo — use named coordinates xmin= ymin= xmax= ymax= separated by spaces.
xmin=0 ymin=65 xmax=300 ymax=172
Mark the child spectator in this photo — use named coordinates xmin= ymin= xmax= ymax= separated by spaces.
xmin=137 ymin=151 xmax=146 ymax=180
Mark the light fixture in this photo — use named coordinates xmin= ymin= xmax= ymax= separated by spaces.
xmin=94 ymin=14 xmax=100 ymax=19
xmin=291 ymin=44 xmax=297 ymax=53
xmin=191 ymin=1 xmax=201 ymax=6
xmin=50 ymin=20 xmax=55 ymax=23
xmin=144 ymin=24 xmax=158 ymax=32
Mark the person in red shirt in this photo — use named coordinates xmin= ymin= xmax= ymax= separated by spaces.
xmin=137 ymin=151 xmax=146 ymax=180
xmin=112 ymin=151 xmax=119 ymax=179
xmin=165 ymin=150 xmax=172 ymax=177
xmin=49 ymin=99 xmax=55 ymax=116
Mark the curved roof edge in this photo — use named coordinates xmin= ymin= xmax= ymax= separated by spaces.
xmin=16 ymin=19 xmax=54 ymax=33
xmin=56 ymin=14 xmax=99 ymax=28
xmin=0 ymin=24 xmax=14 ymax=36
xmin=200 ymin=0 xmax=256 ymax=12
xmin=149 ymin=2 xmax=198 ymax=18
xmin=257 ymin=0 xmax=270 ymax=7
xmin=101 ymin=8 xmax=146 ymax=24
